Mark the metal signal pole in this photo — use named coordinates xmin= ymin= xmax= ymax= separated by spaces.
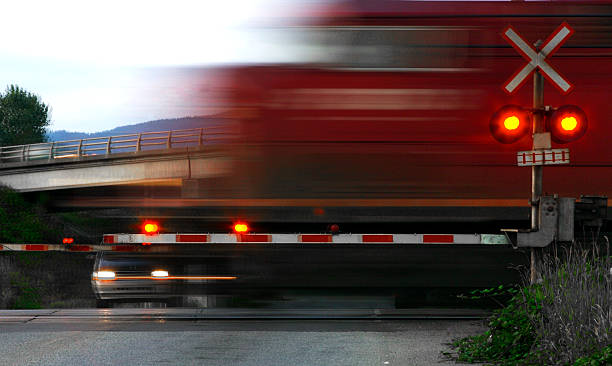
xmin=531 ymin=40 xmax=544 ymax=284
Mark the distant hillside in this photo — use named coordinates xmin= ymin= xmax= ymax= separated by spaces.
xmin=48 ymin=116 xmax=223 ymax=142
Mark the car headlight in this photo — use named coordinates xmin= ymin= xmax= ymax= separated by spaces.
xmin=96 ymin=271 xmax=116 ymax=280
xmin=151 ymin=270 xmax=169 ymax=278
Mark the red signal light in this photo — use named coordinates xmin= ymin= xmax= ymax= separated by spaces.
xmin=62 ymin=237 xmax=74 ymax=244
xmin=143 ymin=222 xmax=159 ymax=235
xmin=490 ymin=105 xmax=531 ymax=144
xmin=233 ymin=223 xmax=248 ymax=233
xmin=547 ymin=105 xmax=587 ymax=143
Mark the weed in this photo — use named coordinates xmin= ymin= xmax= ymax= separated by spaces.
xmin=573 ymin=345 xmax=612 ymax=366
xmin=12 ymin=286 xmax=41 ymax=309
xmin=453 ymin=239 xmax=611 ymax=365
xmin=453 ymin=286 xmax=541 ymax=365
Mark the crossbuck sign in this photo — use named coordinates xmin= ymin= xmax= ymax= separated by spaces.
xmin=503 ymin=22 xmax=574 ymax=94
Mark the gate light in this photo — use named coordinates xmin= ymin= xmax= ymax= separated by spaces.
xmin=547 ymin=105 xmax=587 ymax=143
xmin=234 ymin=223 xmax=248 ymax=233
xmin=490 ymin=105 xmax=531 ymax=144
xmin=143 ymin=221 xmax=159 ymax=235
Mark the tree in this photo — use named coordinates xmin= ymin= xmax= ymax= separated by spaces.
xmin=0 ymin=85 xmax=50 ymax=146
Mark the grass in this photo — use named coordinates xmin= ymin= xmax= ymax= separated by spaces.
xmin=0 ymin=186 xmax=107 ymax=309
xmin=0 ymin=185 xmax=115 ymax=244
xmin=0 ymin=185 xmax=59 ymax=243
xmin=453 ymin=239 xmax=612 ymax=365
xmin=0 ymin=252 xmax=95 ymax=309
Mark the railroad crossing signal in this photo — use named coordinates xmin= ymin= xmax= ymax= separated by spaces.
xmin=493 ymin=22 xmax=591 ymax=283
xmin=490 ymin=103 xmax=588 ymax=146
xmin=491 ymin=23 xmax=587 ymax=146
xmin=503 ymin=22 xmax=574 ymax=94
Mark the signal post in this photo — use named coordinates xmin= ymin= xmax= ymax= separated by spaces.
xmin=492 ymin=23 xmax=589 ymax=283
xmin=531 ymin=54 xmax=544 ymax=284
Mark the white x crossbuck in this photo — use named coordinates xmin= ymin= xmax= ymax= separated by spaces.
xmin=503 ymin=22 xmax=574 ymax=94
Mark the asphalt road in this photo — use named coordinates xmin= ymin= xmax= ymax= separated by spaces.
xmin=0 ymin=309 xmax=486 ymax=366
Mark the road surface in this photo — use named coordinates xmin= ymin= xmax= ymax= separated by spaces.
xmin=0 ymin=309 xmax=486 ymax=366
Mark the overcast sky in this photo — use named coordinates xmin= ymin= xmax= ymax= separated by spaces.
xmin=0 ymin=0 xmax=522 ymax=133
xmin=0 ymin=0 xmax=306 ymax=133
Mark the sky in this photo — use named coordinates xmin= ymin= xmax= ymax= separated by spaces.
xmin=0 ymin=0 xmax=524 ymax=133
xmin=0 ymin=0 xmax=306 ymax=133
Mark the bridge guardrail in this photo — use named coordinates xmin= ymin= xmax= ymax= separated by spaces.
xmin=0 ymin=127 xmax=227 ymax=164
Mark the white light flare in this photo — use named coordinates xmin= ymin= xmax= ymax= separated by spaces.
xmin=151 ymin=270 xmax=169 ymax=278
xmin=96 ymin=271 xmax=116 ymax=280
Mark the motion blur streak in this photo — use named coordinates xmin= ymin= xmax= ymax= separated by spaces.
xmin=40 ymin=1 xmax=612 ymax=228
xmin=96 ymin=276 xmax=237 ymax=281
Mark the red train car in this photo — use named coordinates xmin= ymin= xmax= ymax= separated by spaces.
xmin=203 ymin=1 xmax=612 ymax=227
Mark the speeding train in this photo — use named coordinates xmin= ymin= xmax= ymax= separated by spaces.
xmin=45 ymin=1 xmax=612 ymax=231
xmin=186 ymin=0 xmax=612 ymax=228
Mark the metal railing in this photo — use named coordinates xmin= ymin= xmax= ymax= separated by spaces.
xmin=0 ymin=127 xmax=226 ymax=164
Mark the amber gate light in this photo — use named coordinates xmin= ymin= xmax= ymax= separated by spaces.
xmin=547 ymin=105 xmax=587 ymax=143
xmin=143 ymin=222 xmax=159 ymax=234
xmin=490 ymin=105 xmax=531 ymax=144
xmin=233 ymin=223 xmax=248 ymax=233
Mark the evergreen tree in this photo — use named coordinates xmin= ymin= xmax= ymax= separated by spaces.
xmin=0 ymin=85 xmax=50 ymax=146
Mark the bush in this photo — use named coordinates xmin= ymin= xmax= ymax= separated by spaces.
xmin=453 ymin=239 xmax=611 ymax=366
xmin=453 ymin=286 xmax=541 ymax=365
xmin=573 ymin=345 xmax=612 ymax=366
xmin=0 ymin=185 xmax=58 ymax=243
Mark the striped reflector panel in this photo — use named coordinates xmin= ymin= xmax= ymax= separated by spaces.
xmin=103 ymin=235 xmax=116 ymax=244
xmin=237 ymin=234 xmax=272 ymax=243
xmin=68 ymin=245 xmax=92 ymax=252
xmin=422 ymin=235 xmax=454 ymax=243
xmin=300 ymin=234 xmax=332 ymax=243
xmin=112 ymin=245 xmax=137 ymax=252
xmin=176 ymin=234 xmax=209 ymax=243
xmin=362 ymin=235 xmax=394 ymax=243
xmin=25 ymin=244 xmax=48 ymax=251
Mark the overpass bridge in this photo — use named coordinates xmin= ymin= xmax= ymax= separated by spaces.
xmin=0 ymin=127 xmax=532 ymax=226
xmin=0 ymin=128 xmax=232 ymax=195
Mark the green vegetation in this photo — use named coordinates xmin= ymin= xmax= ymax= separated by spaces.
xmin=0 ymin=84 xmax=50 ymax=146
xmin=0 ymin=252 xmax=95 ymax=309
xmin=0 ymin=186 xmax=112 ymax=244
xmin=453 ymin=242 xmax=611 ymax=365
xmin=573 ymin=346 xmax=612 ymax=366
xmin=10 ymin=271 xmax=41 ymax=309
xmin=0 ymin=185 xmax=58 ymax=243
xmin=454 ymin=285 xmax=541 ymax=365
xmin=0 ymin=187 xmax=104 ymax=309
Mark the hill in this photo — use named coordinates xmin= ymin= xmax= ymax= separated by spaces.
xmin=47 ymin=116 xmax=221 ymax=142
